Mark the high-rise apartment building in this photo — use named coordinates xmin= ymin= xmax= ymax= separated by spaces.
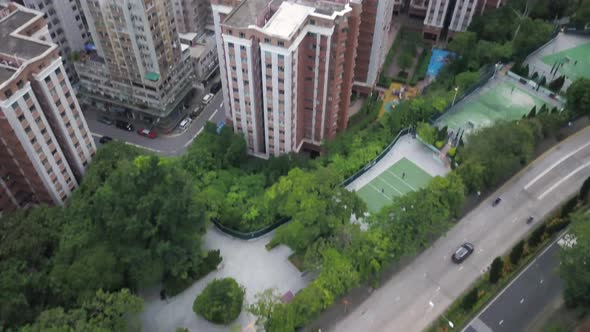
xmin=354 ymin=0 xmax=394 ymax=93
xmin=75 ymin=0 xmax=194 ymax=123
xmin=212 ymin=0 xmax=361 ymax=158
xmin=172 ymin=0 xmax=212 ymax=35
xmin=409 ymin=0 xmax=429 ymax=18
xmin=423 ymin=0 xmax=505 ymax=41
xmin=21 ymin=0 xmax=89 ymax=81
xmin=0 ymin=2 xmax=96 ymax=215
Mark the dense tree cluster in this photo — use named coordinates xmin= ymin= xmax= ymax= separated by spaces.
xmin=193 ymin=278 xmax=245 ymax=324
xmin=560 ymin=209 xmax=590 ymax=309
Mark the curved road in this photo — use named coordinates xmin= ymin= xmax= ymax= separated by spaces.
xmin=327 ymin=126 xmax=590 ymax=332
xmin=86 ymin=92 xmax=225 ymax=156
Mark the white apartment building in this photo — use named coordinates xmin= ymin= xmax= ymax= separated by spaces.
xmin=21 ymin=0 xmax=89 ymax=80
xmin=0 ymin=2 xmax=95 ymax=213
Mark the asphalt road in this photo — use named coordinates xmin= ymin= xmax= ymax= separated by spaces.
xmin=85 ymin=91 xmax=225 ymax=156
xmin=463 ymin=236 xmax=563 ymax=332
xmin=326 ymin=126 xmax=590 ymax=332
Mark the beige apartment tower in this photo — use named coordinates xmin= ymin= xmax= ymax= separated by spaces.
xmin=0 ymin=3 xmax=96 ymax=215
xmin=212 ymin=0 xmax=361 ymax=158
xmin=75 ymin=0 xmax=194 ymax=123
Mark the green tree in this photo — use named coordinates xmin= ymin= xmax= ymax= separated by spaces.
xmin=462 ymin=287 xmax=479 ymax=311
xmin=193 ymin=278 xmax=245 ymax=324
xmin=528 ymin=224 xmax=547 ymax=248
xmin=248 ymin=288 xmax=283 ymax=330
xmin=560 ymin=210 xmax=590 ymax=308
xmin=398 ymin=52 xmax=414 ymax=75
xmin=489 ymin=257 xmax=504 ymax=284
xmin=417 ymin=122 xmax=437 ymax=145
xmin=21 ymin=289 xmax=143 ymax=332
xmin=580 ymin=176 xmax=590 ymax=202
xmin=566 ymin=78 xmax=590 ymax=115
xmin=454 ymin=71 xmax=480 ymax=91
xmin=548 ymin=76 xmax=566 ymax=92
xmin=510 ymin=240 xmax=525 ymax=265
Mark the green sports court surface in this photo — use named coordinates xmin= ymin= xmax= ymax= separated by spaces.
xmin=542 ymin=42 xmax=590 ymax=80
xmin=438 ymin=79 xmax=549 ymax=134
xmin=356 ymin=158 xmax=433 ymax=212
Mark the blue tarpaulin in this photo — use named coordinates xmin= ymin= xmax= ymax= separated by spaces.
xmin=427 ymin=48 xmax=455 ymax=78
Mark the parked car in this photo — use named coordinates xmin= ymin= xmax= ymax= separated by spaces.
xmin=97 ymin=116 xmax=113 ymax=125
xmin=202 ymin=93 xmax=214 ymax=104
xmin=115 ymin=120 xmax=133 ymax=131
xmin=452 ymin=243 xmax=474 ymax=263
xmin=137 ymin=128 xmax=157 ymax=139
xmin=210 ymin=81 xmax=222 ymax=94
xmin=179 ymin=117 xmax=191 ymax=130
xmin=99 ymin=136 xmax=113 ymax=144
xmin=190 ymin=105 xmax=203 ymax=119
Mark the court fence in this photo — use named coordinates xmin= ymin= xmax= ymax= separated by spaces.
xmin=212 ymin=127 xmax=412 ymax=240
xmin=341 ymin=128 xmax=411 ymax=187
xmin=506 ymin=71 xmax=566 ymax=105
xmin=428 ymin=64 xmax=495 ymax=125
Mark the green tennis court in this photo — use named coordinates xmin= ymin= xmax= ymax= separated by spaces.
xmin=356 ymin=158 xmax=432 ymax=212
xmin=542 ymin=42 xmax=590 ymax=80
xmin=438 ymin=79 xmax=549 ymax=135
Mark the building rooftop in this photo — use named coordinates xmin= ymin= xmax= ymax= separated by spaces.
xmin=0 ymin=6 xmax=50 ymax=64
xmin=0 ymin=66 xmax=16 ymax=83
xmin=224 ymin=0 xmax=270 ymax=28
xmin=263 ymin=2 xmax=314 ymax=39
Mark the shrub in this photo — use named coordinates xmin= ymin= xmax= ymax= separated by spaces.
xmin=489 ymin=257 xmax=504 ymax=284
xmin=579 ymin=176 xmax=590 ymax=202
xmin=462 ymin=287 xmax=478 ymax=311
xmin=509 ymin=240 xmax=525 ymax=265
xmin=545 ymin=218 xmax=571 ymax=236
xmin=193 ymin=278 xmax=245 ymax=324
xmin=448 ymin=147 xmax=457 ymax=157
xmin=164 ymin=250 xmax=222 ymax=296
xmin=528 ymin=224 xmax=547 ymax=248
xmin=435 ymin=141 xmax=444 ymax=149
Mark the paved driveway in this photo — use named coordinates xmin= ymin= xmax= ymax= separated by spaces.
xmin=140 ymin=227 xmax=311 ymax=332
xmin=323 ymin=126 xmax=590 ymax=332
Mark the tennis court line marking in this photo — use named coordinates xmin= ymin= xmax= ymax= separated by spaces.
xmin=525 ymin=140 xmax=590 ymax=190
xmin=387 ymin=170 xmax=417 ymax=191
xmin=375 ymin=177 xmax=404 ymax=195
xmin=368 ymin=183 xmax=393 ymax=200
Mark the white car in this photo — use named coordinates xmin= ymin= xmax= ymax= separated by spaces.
xmin=202 ymin=93 xmax=214 ymax=104
xmin=179 ymin=117 xmax=191 ymax=130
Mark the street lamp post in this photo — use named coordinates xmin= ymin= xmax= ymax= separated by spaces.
xmin=451 ymin=87 xmax=459 ymax=107
xmin=429 ymin=301 xmax=455 ymax=329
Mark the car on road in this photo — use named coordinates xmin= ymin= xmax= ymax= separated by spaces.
xmin=451 ymin=243 xmax=474 ymax=263
xmin=137 ymin=128 xmax=157 ymax=139
xmin=210 ymin=81 xmax=222 ymax=94
xmin=99 ymin=136 xmax=113 ymax=144
xmin=115 ymin=120 xmax=134 ymax=131
xmin=492 ymin=197 xmax=502 ymax=206
xmin=190 ymin=105 xmax=203 ymax=119
xmin=97 ymin=116 xmax=113 ymax=125
xmin=202 ymin=93 xmax=214 ymax=104
xmin=179 ymin=117 xmax=191 ymax=130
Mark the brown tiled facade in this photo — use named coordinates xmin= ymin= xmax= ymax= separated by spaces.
xmin=212 ymin=0 xmax=361 ymax=158
xmin=0 ymin=3 xmax=96 ymax=216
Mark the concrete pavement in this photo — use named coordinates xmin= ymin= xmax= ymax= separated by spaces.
xmin=86 ymin=92 xmax=225 ymax=156
xmin=463 ymin=236 xmax=563 ymax=332
xmin=324 ymin=126 xmax=590 ymax=332
xmin=140 ymin=227 xmax=311 ymax=332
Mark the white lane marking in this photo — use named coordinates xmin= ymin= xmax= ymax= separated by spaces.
xmin=525 ymin=140 xmax=590 ymax=190
xmin=388 ymin=170 xmax=417 ymax=191
xmin=91 ymin=132 xmax=101 ymax=137
xmin=538 ymin=160 xmax=590 ymax=199
xmin=461 ymin=235 xmax=564 ymax=332
xmin=540 ymin=279 xmax=544 ymax=284
xmin=184 ymin=127 xmax=205 ymax=147
xmin=499 ymin=320 xmax=504 ymax=325
xmin=459 ymin=266 xmax=464 ymax=271
xmin=471 ymin=318 xmax=494 ymax=332
xmin=208 ymin=109 xmax=218 ymax=121
xmin=219 ymin=102 xmax=223 ymax=107
xmin=520 ymin=298 xmax=525 ymax=304
xmin=369 ymin=183 xmax=393 ymax=200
